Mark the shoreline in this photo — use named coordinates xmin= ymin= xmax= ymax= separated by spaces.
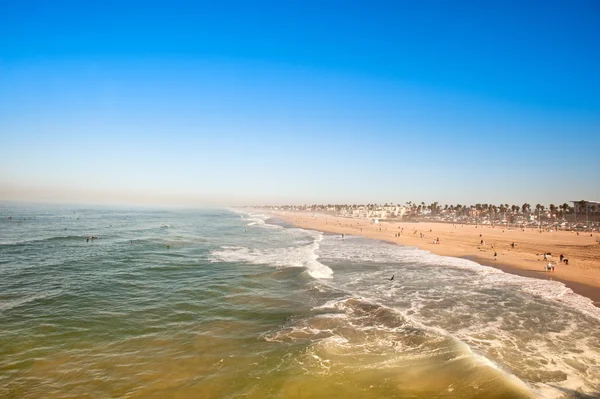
xmin=269 ymin=211 xmax=600 ymax=308
xmin=464 ymin=255 xmax=600 ymax=306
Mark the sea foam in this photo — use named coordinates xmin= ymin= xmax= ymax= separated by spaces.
xmin=210 ymin=212 xmax=332 ymax=279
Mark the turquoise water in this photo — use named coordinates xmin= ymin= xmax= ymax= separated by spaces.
xmin=1 ymin=205 xmax=599 ymax=399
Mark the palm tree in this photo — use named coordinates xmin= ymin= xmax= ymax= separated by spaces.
xmin=534 ymin=204 xmax=543 ymax=231
xmin=578 ymin=200 xmax=587 ymax=224
xmin=560 ymin=203 xmax=570 ymax=220
xmin=549 ymin=204 xmax=555 ymax=217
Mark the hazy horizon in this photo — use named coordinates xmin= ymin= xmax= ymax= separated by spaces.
xmin=2 ymin=1 xmax=599 ymax=206
xmin=0 ymin=185 xmax=591 ymax=210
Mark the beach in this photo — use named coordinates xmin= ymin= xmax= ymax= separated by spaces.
xmin=272 ymin=211 xmax=600 ymax=306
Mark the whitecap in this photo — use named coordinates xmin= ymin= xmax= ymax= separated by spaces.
xmin=209 ymin=231 xmax=332 ymax=279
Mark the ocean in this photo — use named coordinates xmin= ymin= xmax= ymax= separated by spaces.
xmin=1 ymin=205 xmax=599 ymax=399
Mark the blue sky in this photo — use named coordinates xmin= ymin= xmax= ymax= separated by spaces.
xmin=1 ymin=1 xmax=599 ymax=206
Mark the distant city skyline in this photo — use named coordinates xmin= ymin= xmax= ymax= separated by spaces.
xmin=1 ymin=1 xmax=599 ymax=206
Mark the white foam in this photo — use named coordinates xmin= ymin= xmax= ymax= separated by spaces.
xmin=309 ymin=233 xmax=600 ymax=395
xmin=210 ymin=232 xmax=333 ymax=279
xmin=311 ymin=298 xmax=353 ymax=311
xmin=243 ymin=212 xmax=282 ymax=229
xmin=222 ymin=215 xmax=600 ymax=395
xmin=319 ymin=234 xmax=600 ymax=321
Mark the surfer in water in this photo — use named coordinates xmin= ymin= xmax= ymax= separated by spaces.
xmin=390 ymin=275 xmax=394 ymax=281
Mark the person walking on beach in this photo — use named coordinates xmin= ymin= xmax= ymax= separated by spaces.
xmin=389 ymin=275 xmax=394 ymax=281
xmin=494 ymin=251 xmax=497 ymax=260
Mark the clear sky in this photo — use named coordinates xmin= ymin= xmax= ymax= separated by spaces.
xmin=1 ymin=1 xmax=599 ymax=206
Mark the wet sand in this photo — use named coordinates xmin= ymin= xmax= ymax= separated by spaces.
xmin=271 ymin=211 xmax=600 ymax=307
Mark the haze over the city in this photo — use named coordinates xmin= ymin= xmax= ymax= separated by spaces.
xmin=1 ymin=1 xmax=599 ymax=206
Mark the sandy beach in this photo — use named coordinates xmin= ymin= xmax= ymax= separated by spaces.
xmin=272 ymin=211 xmax=600 ymax=307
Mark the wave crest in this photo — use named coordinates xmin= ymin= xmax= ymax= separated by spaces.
xmin=210 ymin=233 xmax=333 ymax=279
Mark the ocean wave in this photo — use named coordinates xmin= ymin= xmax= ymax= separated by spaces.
xmin=0 ymin=291 xmax=59 ymax=312
xmin=209 ymin=233 xmax=333 ymax=279
xmin=412 ymin=253 xmax=600 ymax=321
xmin=264 ymin=294 xmax=534 ymax=396
xmin=233 ymin=210 xmax=284 ymax=230
xmin=0 ymin=235 xmax=91 ymax=246
xmin=319 ymin=234 xmax=600 ymax=321
xmin=246 ymin=213 xmax=281 ymax=229
xmin=314 ymin=234 xmax=600 ymax=397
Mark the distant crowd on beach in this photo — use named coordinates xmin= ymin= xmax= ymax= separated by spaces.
xmin=290 ymin=213 xmax=589 ymax=278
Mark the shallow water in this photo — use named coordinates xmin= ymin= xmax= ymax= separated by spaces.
xmin=1 ymin=205 xmax=599 ymax=398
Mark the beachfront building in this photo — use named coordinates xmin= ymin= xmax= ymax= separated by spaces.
xmin=338 ymin=205 xmax=407 ymax=220
xmin=571 ymin=200 xmax=600 ymax=214
xmin=570 ymin=200 xmax=600 ymax=223
xmin=392 ymin=206 xmax=408 ymax=219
